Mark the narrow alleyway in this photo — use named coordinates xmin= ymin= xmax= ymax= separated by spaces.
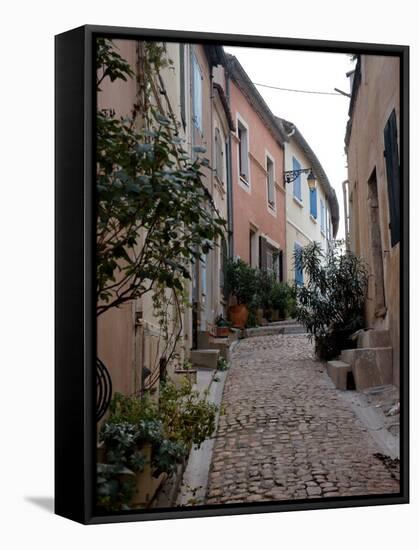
xmin=206 ymin=333 xmax=399 ymax=504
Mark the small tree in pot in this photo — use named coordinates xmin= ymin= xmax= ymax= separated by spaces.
xmin=226 ymin=259 xmax=258 ymax=328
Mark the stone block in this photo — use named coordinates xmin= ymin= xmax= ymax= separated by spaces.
xmin=190 ymin=349 xmax=220 ymax=370
xmin=326 ymin=360 xmax=352 ymax=390
xmin=351 ymin=347 xmax=393 ymax=390
xmin=357 ymin=329 xmax=391 ymax=348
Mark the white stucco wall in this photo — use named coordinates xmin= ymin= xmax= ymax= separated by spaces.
xmin=284 ymin=139 xmax=333 ymax=283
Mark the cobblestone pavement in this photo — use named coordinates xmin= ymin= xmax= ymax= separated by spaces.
xmin=206 ymin=334 xmax=400 ymax=504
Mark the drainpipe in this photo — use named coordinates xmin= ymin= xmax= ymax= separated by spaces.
xmin=342 ymin=179 xmax=350 ymax=252
xmin=225 ymin=68 xmax=234 ymax=259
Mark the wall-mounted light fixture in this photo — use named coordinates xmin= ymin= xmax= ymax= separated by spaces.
xmin=284 ymin=168 xmax=317 ymax=190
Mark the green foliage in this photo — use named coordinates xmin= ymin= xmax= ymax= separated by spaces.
xmin=225 ymin=258 xmax=258 ymax=305
xmin=96 ymin=39 xmax=227 ymax=315
xmin=158 ymin=380 xmax=217 ymax=449
xmin=255 ymin=269 xmax=276 ymax=310
xmin=152 ymin=439 xmax=186 ymax=478
xmin=216 ymin=357 xmax=229 ymax=371
xmin=98 ymin=381 xmax=218 ymax=510
xmin=294 ymin=241 xmax=368 ymax=360
xmin=269 ymin=281 xmax=296 ymax=318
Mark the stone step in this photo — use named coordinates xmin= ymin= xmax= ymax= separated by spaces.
xmin=327 ymin=360 xmax=352 ymax=390
xmin=357 ymin=329 xmax=391 ymax=348
xmin=340 ymin=347 xmax=393 ymax=390
xmin=190 ymin=349 xmax=220 ymax=370
xmin=207 ymin=337 xmax=231 ymax=361
xmin=243 ymin=324 xmax=307 ymax=338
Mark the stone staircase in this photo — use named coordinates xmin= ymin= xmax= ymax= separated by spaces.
xmin=242 ymin=320 xmax=307 ymax=339
xmin=327 ymin=329 xmax=393 ymax=391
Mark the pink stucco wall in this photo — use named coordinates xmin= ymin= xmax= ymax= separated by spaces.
xmin=230 ymin=81 xmax=286 ymax=263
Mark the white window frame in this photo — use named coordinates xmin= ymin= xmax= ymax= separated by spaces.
xmin=265 ymin=149 xmax=276 ymax=216
xmin=236 ymin=112 xmax=251 ymax=193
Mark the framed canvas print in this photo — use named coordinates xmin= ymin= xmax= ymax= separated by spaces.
xmin=55 ymin=25 xmax=409 ymax=524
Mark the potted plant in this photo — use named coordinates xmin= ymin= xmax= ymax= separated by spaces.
xmin=270 ymin=281 xmax=295 ymax=320
xmin=226 ymin=259 xmax=258 ymax=328
xmin=214 ymin=314 xmax=230 ymax=338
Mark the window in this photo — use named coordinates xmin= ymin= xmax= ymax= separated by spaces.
xmin=320 ymin=198 xmax=325 ymax=234
xmin=214 ymin=127 xmax=224 ymax=183
xmin=266 ymin=155 xmax=275 ymax=207
xmin=192 ymin=55 xmax=202 ymax=131
xmin=249 ymin=230 xmax=256 ymax=267
xmin=237 ymin=118 xmax=249 ymax=183
xmin=293 ymin=156 xmax=302 ymax=201
xmin=294 ymin=243 xmax=303 ymax=286
xmin=384 ymin=109 xmax=400 ymax=247
xmin=310 ymin=187 xmax=317 ymax=218
xmin=266 ymin=245 xmax=280 ymax=280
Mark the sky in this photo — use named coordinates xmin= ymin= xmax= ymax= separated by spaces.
xmin=224 ymin=46 xmax=355 ymax=239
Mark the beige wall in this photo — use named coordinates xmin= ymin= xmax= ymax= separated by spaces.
xmin=346 ymin=55 xmax=400 ymax=385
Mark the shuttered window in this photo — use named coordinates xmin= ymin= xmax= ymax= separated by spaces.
xmin=294 ymin=243 xmax=303 ymax=286
xmin=266 ymin=155 xmax=275 ymax=207
xmin=192 ymin=55 xmax=202 ymax=131
xmin=293 ymin=157 xmax=302 ymax=201
xmin=384 ymin=109 xmax=400 ymax=247
xmin=310 ymin=188 xmax=317 ymax=218
xmin=320 ymin=199 xmax=325 ymax=233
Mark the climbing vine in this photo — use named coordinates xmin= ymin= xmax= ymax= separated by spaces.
xmin=96 ymin=39 xmax=226 ymax=323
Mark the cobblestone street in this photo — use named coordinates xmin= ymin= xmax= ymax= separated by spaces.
xmin=206 ymin=333 xmax=400 ymax=504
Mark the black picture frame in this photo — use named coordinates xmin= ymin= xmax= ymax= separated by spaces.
xmin=55 ymin=24 xmax=409 ymax=525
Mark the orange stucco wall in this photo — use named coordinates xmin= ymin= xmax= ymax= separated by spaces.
xmin=230 ymin=81 xmax=286 ymax=264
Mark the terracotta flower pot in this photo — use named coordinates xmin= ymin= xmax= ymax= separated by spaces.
xmin=229 ymin=304 xmax=249 ymax=329
xmin=216 ymin=326 xmax=230 ymax=338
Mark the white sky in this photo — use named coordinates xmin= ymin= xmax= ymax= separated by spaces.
xmin=224 ymin=46 xmax=355 ymax=239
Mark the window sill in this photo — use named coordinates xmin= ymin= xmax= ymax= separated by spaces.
xmin=310 ymin=214 xmax=317 ymax=224
xmin=321 ymin=229 xmax=326 ymax=237
xmin=240 ymin=175 xmax=249 ymax=185
xmin=293 ymin=196 xmax=303 ymax=208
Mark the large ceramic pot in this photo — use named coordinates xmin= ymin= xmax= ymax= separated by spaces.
xmin=229 ymin=304 xmax=249 ymax=329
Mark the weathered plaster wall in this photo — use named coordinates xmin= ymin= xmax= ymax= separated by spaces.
xmin=346 ymin=55 xmax=400 ymax=385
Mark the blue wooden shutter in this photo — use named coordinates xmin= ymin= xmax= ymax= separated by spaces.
xmin=384 ymin=109 xmax=400 ymax=247
xmin=310 ymin=188 xmax=317 ymax=218
xmin=293 ymin=157 xmax=301 ymax=200
xmin=294 ymin=243 xmax=303 ymax=285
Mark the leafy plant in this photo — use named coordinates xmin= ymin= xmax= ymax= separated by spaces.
xmin=270 ymin=281 xmax=296 ymax=319
xmin=225 ymin=258 xmax=258 ymax=305
xmin=216 ymin=357 xmax=229 ymax=371
xmin=255 ymin=269 xmax=276 ymax=310
xmin=96 ymin=39 xmax=227 ymax=316
xmin=159 ymin=380 xmax=218 ymax=449
xmin=294 ymin=241 xmax=368 ymax=360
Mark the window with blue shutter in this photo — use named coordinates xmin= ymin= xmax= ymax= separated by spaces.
xmin=293 ymin=157 xmax=302 ymax=201
xmin=310 ymin=188 xmax=317 ymax=218
xmin=320 ymin=199 xmax=325 ymax=233
xmin=294 ymin=243 xmax=303 ymax=286
xmin=192 ymin=55 xmax=202 ymax=131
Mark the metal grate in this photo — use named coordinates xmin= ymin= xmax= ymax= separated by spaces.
xmin=96 ymin=357 xmax=112 ymax=422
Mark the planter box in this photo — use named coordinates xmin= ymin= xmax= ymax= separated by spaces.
xmin=130 ymin=443 xmax=165 ymax=508
xmin=173 ymin=368 xmax=198 ymax=386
